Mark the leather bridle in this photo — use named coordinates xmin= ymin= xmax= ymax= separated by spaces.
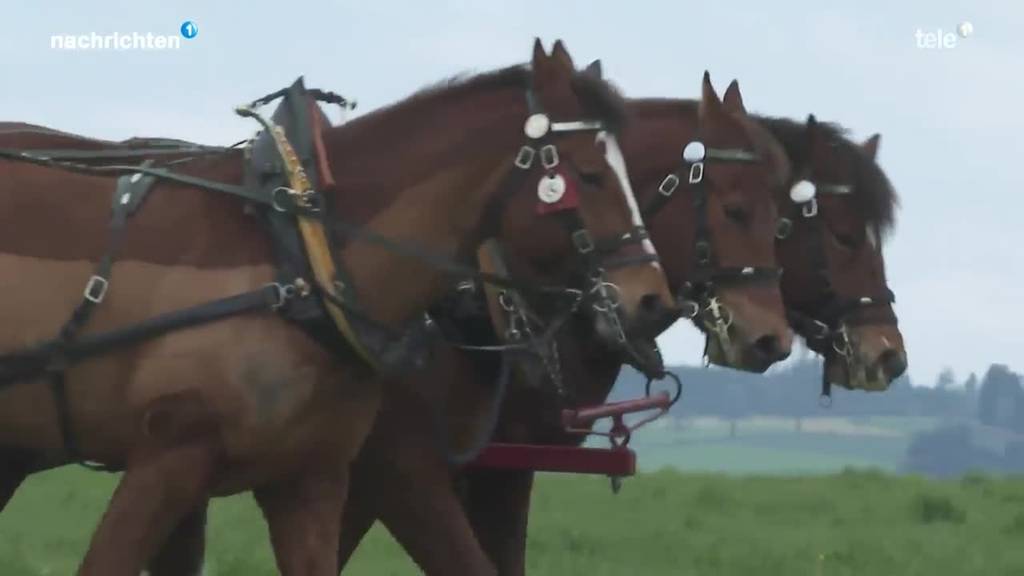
xmin=776 ymin=178 xmax=898 ymax=401
xmin=642 ymin=139 xmax=781 ymax=347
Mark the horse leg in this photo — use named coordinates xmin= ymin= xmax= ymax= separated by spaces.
xmin=461 ymin=468 xmax=535 ymax=576
xmin=77 ymin=440 xmax=220 ymax=576
xmin=255 ymin=468 xmax=348 ymax=576
xmin=146 ymin=503 xmax=209 ymax=576
xmin=335 ymin=465 xmax=378 ymax=571
xmin=345 ymin=400 xmax=497 ymax=576
xmin=0 ymin=449 xmax=32 ymax=513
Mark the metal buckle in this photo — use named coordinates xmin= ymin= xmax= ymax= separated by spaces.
xmin=572 ymin=229 xmax=594 ymax=254
xmin=678 ymin=298 xmax=701 ymax=319
xmin=688 ymin=162 xmax=704 ymax=184
xmin=269 ymin=282 xmax=297 ymax=310
xmin=514 ymin=146 xmax=536 ymax=169
xmin=695 ymin=240 xmax=711 ymax=265
xmin=802 ymin=197 xmax=818 ymax=218
xmin=658 ymin=174 xmax=680 ymax=196
xmin=540 ymin=144 xmax=559 ymax=169
xmin=83 ymin=275 xmax=109 ymax=304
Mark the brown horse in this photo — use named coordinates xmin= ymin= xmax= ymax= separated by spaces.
xmin=320 ymin=83 xmax=906 ymax=575
xmin=0 ymin=39 xmax=677 ymax=576
xmin=761 ymin=114 xmax=906 ymax=391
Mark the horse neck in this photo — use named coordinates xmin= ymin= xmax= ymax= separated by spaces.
xmin=621 ymin=98 xmax=700 ymax=290
xmin=321 ymin=86 xmax=529 ymax=328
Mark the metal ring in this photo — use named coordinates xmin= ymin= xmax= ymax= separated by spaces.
xmin=271 ymin=186 xmax=294 ymax=213
xmin=646 ymin=371 xmax=683 ymax=407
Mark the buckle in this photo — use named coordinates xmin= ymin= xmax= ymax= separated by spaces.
xmin=83 ymin=275 xmax=109 ymax=304
xmin=540 ymin=144 xmax=559 ymax=169
xmin=688 ymin=161 xmax=704 ymax=184
xmin=514 ymin=146 xmax=536 ymax=169
xmin=658 ymin=174 xmax=680 ymax=197
xmin=802 ymin=197 xmax=818 ymax=218
xmin=695 ymin=241 xmax=711 ymax=265
xmin=571 ymin=229 xmax=594 ymax=254
xmin=269 ymin=282 xmax=297 ymax=310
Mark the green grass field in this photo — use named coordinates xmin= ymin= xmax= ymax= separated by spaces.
xmin=592 ymin=415 xmax=941 ymax=474
xmin=2 ymin=465 xmax=1023 ymax=575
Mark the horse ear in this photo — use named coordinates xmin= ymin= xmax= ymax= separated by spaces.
xmin=584 ymin=59 xmax=603 ymax=79
xmin=722 ymin=80 xmax=746 ymax=114
xmin=550 ymin=39 xmax=575 ymax=72
xmin=698 ymin=71 xmax=722 ymax=120
xmin=863 ymin=133 xmax=881 ymax=160
xmin=531 ymin=38 xmax=549 ymax=70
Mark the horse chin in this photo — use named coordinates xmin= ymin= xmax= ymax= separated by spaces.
xmin=624 ymin=337 xmax=665 ymax=379
xmin=703 ymin=333 xmax=773 ymax=374
xmin=823 ymin=355 xmax=891 ymax=392
xmin=591 ymin=315 xmax=664 ymax=378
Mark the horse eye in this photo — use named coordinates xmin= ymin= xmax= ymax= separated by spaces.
xmin=834 ymin=232 xmax=860 ymax=249
xmin=724 ymin=205 xmax=749 ymax=225
xmin=578 ymin=170 xmax=605 ymax=188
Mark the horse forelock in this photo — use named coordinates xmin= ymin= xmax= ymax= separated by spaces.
xmin=736 ymin=114 xmax=791 ymax=190
xmin=758 ymin=116 xmax=899 ymax=233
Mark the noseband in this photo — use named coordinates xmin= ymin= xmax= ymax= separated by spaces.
xmin=642 ymin=139 xmax=781 ymax=345
xmin=776 ymin=178 xmax=898 ymax=401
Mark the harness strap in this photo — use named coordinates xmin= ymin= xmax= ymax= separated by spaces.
xmin=44 ymin=167 xmax=157 ymax=460
xmin=0 ymin=285 xmax=288 ymax=390
xmin=0 ymin=145 xmax=233 ymax=162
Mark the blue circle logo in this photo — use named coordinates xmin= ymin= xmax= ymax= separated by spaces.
xmin=180 ymin=21 xmax=198 ymax=39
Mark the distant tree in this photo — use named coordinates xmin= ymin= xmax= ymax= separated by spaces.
xmin=964 ymin=373 xmax=979 ymax=395
xmin=904 ymin=425 xmax=1005 ymax=477
xmin=936 ymin=367 xmax=956 ymax=390
xmin=977 ymin=364 xmax=1023 ymax=428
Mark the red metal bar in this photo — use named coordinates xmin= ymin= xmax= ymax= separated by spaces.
xmin=561 ymin=391 xmax=671 ymax=428
xmin=467 ymin=443 xmax=637 ymax=476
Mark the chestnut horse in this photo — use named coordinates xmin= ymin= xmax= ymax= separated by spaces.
xmin=319 ymin=82 xmax=905 ymax=574
xmin=0 ymin=40 xmax=678 ymax=576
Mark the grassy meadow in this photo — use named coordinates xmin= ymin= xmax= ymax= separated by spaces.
xmin=1 ymin=463 xmax=1022 ymax=575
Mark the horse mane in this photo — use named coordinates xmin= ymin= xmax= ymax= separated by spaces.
xmin=406 ymin=64 xmax=628 ymax=133
xmin=756 ymin=116 xmax=899 ymax=232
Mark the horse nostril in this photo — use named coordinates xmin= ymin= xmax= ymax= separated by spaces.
xmin=753 ymin=335 xmax=787 ymax=362
xmin=879 ymin=349 xmax=907 ymax=380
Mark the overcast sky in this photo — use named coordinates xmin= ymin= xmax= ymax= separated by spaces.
xmin=2 ymin=0 xmax=1019 ymax=387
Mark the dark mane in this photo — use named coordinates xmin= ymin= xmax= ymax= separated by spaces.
xmin=756 ymin=115 xmax=899 ymax=231
xmin=408 ymin=64 xmax=627 ymax=132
